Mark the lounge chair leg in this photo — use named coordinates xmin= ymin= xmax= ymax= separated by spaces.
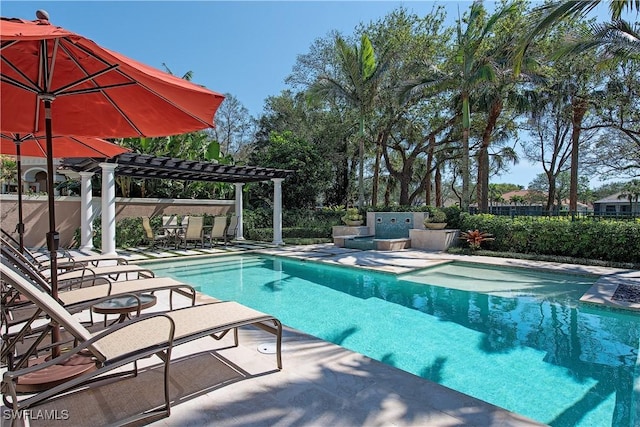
xmin=275 ymin=319 xmax=282 ymax=370
xmin=163 ymin=348 xmax=172 ymax=417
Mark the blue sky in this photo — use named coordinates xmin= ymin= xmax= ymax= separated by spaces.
xmin=1 ymin=1 xmax=623 ymax=187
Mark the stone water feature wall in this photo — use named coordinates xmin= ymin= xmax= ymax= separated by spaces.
xmin=367 ymin=212 xmax=425 ymax=237
xmin=333 ymin=212 xmax=427 ymax=250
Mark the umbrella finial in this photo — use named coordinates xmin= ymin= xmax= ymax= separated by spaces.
xmin=36 ymin=10 xmax=50 ymax=21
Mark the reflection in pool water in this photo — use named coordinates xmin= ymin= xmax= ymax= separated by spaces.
xmin=151 ymin=255 xmax=639 ymax=427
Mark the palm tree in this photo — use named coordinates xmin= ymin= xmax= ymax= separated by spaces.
xmin=401 ymin=1 xmax=517 ymax=211
xmin=516 ymin=1 xmax=639 ymax=215
xmin=618 ymin=179 xmax=640 ymax=214
xmin=514 ymin=0 xmax=639 ymax=74
xmin=454 ymin=2 xmax=517 ymax=212
xmin=308 ymin=34 xmax=388 ymax=208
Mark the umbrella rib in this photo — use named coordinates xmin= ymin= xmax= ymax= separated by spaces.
xmin=120 ymin=77 xmax=214 ymax=128
xmin=57 ymin=82 xmax=136 ymax=97
xmin=0 ymin=74 xmax=40 ymax=94
xmin=53 ymin=65 xmax=122 ymax=96
xmin=44 ymin=39 xmax=60 ymax=92
xmin=0 ymin=40 xmax=20 ymax=50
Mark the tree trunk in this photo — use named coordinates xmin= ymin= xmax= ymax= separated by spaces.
xmin=384 ymin=180 xmax=391 ymax=206
xmin=477 ymin=100 xmax=502 ymax=213
xmin=372 ymin=136 xmax=382 ymax=207
xmin=425 ymin=135 xmax=435 ymax=206
xmin=569 ymin=97 xmax=588 ymax=213
xmin=435 ymin=164 xmax=442 ymax=207
xmin=358 ymin=117 xmax=365 ymax=208
xmin=546 ymin=174 xmax=556 ymax=213
xmin=461 ymin=92 xmax=470 ymax=212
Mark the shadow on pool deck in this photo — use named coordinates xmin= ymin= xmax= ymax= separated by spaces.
xmin=14 ymin=323 xmax=543 ymax=427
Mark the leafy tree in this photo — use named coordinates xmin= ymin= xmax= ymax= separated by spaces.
xmin=209 ymin=93 xmax=256 ymax=161
xmin=582 ymin=59 xmax=640 ymax=179
xmin=249 ymin=130 xmax=332 ymax=209
xmin=528 ymin=171 xmax=591 ymax=210
xmin=257 ymin=90 xmax=353 ymax=206
xmin=593 ymin=181 xmax=632 ymax=200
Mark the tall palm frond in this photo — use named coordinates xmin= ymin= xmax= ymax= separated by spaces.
xmin=559 ymin=20 xmax=640 ymax=62
xmin=514 ymin=0 xmax=640 ymax=73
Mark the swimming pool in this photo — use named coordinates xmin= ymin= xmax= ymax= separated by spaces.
xmin=150 ymin=255 xmax=639 ymax=427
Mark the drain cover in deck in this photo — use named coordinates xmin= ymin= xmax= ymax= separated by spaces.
xmin=258 ymin=343 xmax=276 ymax=354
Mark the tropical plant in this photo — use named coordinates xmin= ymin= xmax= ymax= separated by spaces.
xmin=0 ymin=155 xmax=17 ymax=188
xmin=459 ymin=229 xmax=495 ymax=250
xmin=453 ymin=1 xmax=518 ymax=212
xmin=559 ymin=19 xmax=640 ymax=63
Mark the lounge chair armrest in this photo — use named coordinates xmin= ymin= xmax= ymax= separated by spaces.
xmin=2 ymin=313 xmax=175 ymax=380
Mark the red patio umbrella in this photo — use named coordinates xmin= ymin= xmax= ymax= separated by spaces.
xmin=1 ymin=10 xmax=225 ymax=357
xmin=0 ymin=132 xmax=129 ymax=251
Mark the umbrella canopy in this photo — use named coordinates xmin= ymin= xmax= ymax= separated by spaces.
xmin=0 ymin=132 xmax=129 ymax=251
xmin=0 ymin=10 xmax=225 ymax=345
xmin=1 ymin=16 xmax=225 ymax=137
xmin=0 ymin=133 xmax=130 ymax=158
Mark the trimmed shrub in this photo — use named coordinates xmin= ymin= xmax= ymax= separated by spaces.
xmin=246 ymin=227 xmax=331 ymax=241
xmin=459 ymin=214 xmax=640 ymax=263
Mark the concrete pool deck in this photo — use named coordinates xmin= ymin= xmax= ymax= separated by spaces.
xmin=6 ymin=243 xmax=638 ymax=426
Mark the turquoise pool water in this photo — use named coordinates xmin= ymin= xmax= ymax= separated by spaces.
xmin=150 ymin=255 xmax=640 ymax=427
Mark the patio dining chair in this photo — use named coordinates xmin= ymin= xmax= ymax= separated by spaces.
xmin=1 ymin=254 xmax=282 ymax=423
xmin=176 ymin=216 xmax=204 ymax=249
xmin=143 ymin=216 xmax=169 ymax=249
xmin=225 ymin=216 xmax=238 ymax=243
xmin=204 ymin=216 xmax=228 ymax=246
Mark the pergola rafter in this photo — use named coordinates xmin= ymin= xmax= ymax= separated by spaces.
xmin=63 ymin=153 xmax=292 ymax=184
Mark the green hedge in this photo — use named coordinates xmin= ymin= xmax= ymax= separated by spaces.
xmin=459 ymin=214 xmax=640 ymax=263
xmin=247 ymin=227 xmax=331 ymax=241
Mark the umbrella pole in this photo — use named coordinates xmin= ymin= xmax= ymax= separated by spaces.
xmin=43 ymin=98 xmax=61 ymax=357
xmin=15 ymin=140 xmax=25 ymax=253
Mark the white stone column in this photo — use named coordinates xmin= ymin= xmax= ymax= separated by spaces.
xmin=234 ymin=182 xmax=245 ymax=240
xmin=100 ymin=163 xmax=118 ymax=255
xmin=79 ymin=171 xmax=94 ymax=251
xmin=272 ymin=178 xmax=284 ymax=245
